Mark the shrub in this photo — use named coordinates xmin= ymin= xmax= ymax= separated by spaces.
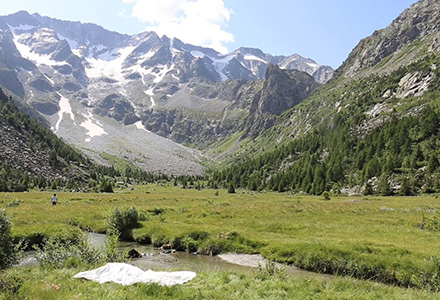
xmin=99 ymin=178 xmax=114 ymax=193
xmin=34 ymin=229 xmax=127 ymax=269
xmin=104 ymin=227 xmax=127 ymax=262
xmin=0 ymin=210 xmax=18 ymax=269
xmin=255 ymin=260 xmax=286 ymax=281
xmin=0 ymin=270 xmax=23 ymax=295
xmin=107 ymin=206 xmax=143 ymax=240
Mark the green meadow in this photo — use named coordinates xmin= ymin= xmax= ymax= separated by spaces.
xmin=2 ymin=185 xmax=440 ymax=299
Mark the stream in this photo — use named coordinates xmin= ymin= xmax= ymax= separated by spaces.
xmin=19 ymin=233 xmax=322 ymax=279
xmin=91 ymin=233 xmax=321 ymax=278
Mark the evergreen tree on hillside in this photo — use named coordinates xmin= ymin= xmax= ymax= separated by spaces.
xmin=228 ymin=182 xmax=235 ymax=194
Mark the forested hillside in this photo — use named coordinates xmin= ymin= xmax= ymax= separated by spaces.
xmin=211 ymin=54 xmax=440 ymax=195
xmin=0 ymin=87 xmax=93 ymax=191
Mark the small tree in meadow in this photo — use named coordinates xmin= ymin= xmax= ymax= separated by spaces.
xmin=100 ymin=178 xmax=114 ymax=193
xmin=107 ymin=206 xmax=142 ymax=240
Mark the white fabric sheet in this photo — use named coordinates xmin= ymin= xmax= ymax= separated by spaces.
xmin=73 ymin=263 xmax=196 ymax=286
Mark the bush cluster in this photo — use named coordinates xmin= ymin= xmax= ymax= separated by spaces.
xmin=107 ymin=206 xmax=144 ymax=240
xmin=34 ymin=229 xmax=127 ymax=269
xmin=0 ymin=210 xmax=18 ymax=269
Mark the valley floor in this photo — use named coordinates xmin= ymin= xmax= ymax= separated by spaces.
xmin=2 ymin=186 xmax=440 ymax=298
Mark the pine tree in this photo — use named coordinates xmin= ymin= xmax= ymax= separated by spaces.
xmin=228 ymin=182 xmax=235 ymax=194
xmin=399 ymin=177 xmax=412 ymax=196
xmin=427 ymin=154 xmax=439 ymax=174
xmin=363 ymin=181 xmax=373 ymax=195
xmin=379 ymin=175 xmax=393 ymax=196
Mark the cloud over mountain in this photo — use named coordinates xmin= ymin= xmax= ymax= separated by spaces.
xmin=122 ymin=0 xmax=234 ymax=53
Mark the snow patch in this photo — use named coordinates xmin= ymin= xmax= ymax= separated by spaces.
xmin=134 ymin=121 xmax=149 ymax=132
xmin=58 ymin=34 xmax=79 ymax=49
xmin=80 ymin=111 xmax=108 ymax=142
xmin=190 ymin=51 xmax=205 ymax=58
xmin=8 ymin=24 xmax=37 ymax=32
xmin=153 ymin=64 xmax=173 ymax=84
xmin=12 ymin=32 xmax=66 ymax=66
xmin=85 ymin=46 xmax=136 ymax=82
xmin=55 ymin=93 xmax=75 ymax=132
xmin=71 ymin=49 xmax=82 ymax=57
xmin=171 ymin=47 xmax=181 ymax=55
xmin=144 ymin=86 xmax=156 ymax=108
xmin=44 ymin=73 xmax=54 ymax=85
xmin=138 ymin=50 xmax=156 ymax=61
xmin=211 ymin=55 xmax=233 ymax=80
xmin=190 ymin=51 xmax=232 ymax=80
xmin=307 ymin=62 xmax=320 ymax=70
xmin=94 ymin=44 xmax=106 ymax=53
xmin=243 ymin=54 xmax=266 ymax=63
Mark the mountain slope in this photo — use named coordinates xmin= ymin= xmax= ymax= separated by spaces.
xmin=213 ymin=0 xmax=440 ymax=195
xmin=0 ymin=87 xmax=93 ymax=191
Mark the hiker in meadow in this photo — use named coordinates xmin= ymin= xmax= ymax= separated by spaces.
xmin=52 ymin=193 xmax=57 ymax=206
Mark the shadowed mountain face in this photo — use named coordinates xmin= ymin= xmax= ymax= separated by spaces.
xmin=0 ymin=11 xmax=328 ymax=174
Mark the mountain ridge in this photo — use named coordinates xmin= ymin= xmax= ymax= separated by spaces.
xmin=0 ymin=10 xmax=330 ymax=174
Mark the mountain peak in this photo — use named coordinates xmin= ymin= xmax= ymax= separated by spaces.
xmin=2 ymin=10 xmax=39 ymax=27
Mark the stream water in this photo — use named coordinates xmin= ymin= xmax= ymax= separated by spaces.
xmin=95 ymin=234 xmax=321 ymax=278
xmin=19 ymin=233 xmax=322 ymax=279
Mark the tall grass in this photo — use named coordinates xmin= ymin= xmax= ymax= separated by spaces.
xmin=2 ymin=265 xmax=440 ymax=299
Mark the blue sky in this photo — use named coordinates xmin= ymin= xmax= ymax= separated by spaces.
xmin=1 ymin=0 xmax=418 ymax=68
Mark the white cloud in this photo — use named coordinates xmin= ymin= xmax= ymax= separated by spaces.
xmin=122 ymin=0 xmax=234 ymax=53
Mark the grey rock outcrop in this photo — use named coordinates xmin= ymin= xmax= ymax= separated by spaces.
xmin=258 ymin=64 xmax=319 ymax=115
xmin=338 ymin=0 xmax=440 ymax=78
xmin=243 ymin=64 xmax=319 ymax=137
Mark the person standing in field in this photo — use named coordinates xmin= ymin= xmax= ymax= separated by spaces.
xmin=52 ymin=194 xmax=57 ymax=206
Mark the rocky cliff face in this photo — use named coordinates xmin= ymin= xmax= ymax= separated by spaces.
xmin=137 ymin=64 xmax=319 ymax=146
xmin=257 ymin=64 xmax=319 ymax=115
xmin=243 ymin=64 xmax=318 ymax=138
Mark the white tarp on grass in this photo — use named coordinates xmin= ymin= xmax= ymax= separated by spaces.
xmin=73 ymin=263 xmax=196 ymax=286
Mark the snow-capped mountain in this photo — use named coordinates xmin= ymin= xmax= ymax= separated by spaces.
xmin=0 ymin=11 xmax=331 ymax=174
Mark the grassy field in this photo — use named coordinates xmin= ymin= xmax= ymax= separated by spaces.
xmin=2 ymin=185 xmax=440 ymax=298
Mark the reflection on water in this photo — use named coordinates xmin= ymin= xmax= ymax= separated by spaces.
xmin=88 ymin=232 xmax=108 ymax=248
xmin=120 ymin=242 xmax=254 ymax=274
xmin=117 ymin=239 xmax=322 ymax=278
